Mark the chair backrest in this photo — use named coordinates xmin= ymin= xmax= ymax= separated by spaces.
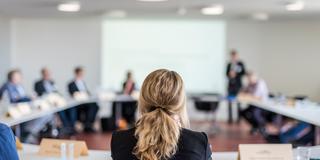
xmin=192 ymin=93 xmax=220 ymax=112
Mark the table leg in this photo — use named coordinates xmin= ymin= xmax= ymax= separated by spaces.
xmin=15 ymin=124 xmax=21 ymax=138
xmin=115 ymin=102 xmax=122 ymax=128
xmin=228 ymin=101 xmax=233 ymax=124
xmin=236 ymin=102 xmax=241 ymax=124
xmin=316 ymin=126 xmax=320 ymax=145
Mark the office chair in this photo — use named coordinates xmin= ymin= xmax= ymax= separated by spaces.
xmin=192 ymin=93 xmax=221 ymax=135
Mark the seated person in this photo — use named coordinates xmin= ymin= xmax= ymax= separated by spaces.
xmin=122 ymin=71 xmax=136 ymax=95
xmin=0 ymin=69 xmax=54 ymax=143
xmin=34 ymin=67 xmax=73 ymax=135
xmin=111 ymin=69 xmax=212 ymax=160
xmin=117 ymin=71 xmax=137 ymax=125
xmin=0 ymin=123 xmax=19 ymax=160
xmin=239 ymin=71 xmax=275 ymax=134
xmin=265 ymin=119 xmax=313 ymax=146
xmin=68 ymin=66 xmax=99 ymax=133
xmin=0 ymin=70 xmax=31 ymax=103
xmin=34 ymin=67 xmax=58 ymax=96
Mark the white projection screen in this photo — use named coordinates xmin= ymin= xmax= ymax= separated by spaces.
xmin=102 ymin=19 xmax=226 ymax=93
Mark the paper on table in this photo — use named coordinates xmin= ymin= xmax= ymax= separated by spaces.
xmin=73 ymin=92 xmax=89 ymax=101
xmin=238 ymin=144 xmax=293 ymax=160
xmin=17 ymin=103 xmax=32 ymax=115
xmin=7 ymin=107 xmax=22 ymax=119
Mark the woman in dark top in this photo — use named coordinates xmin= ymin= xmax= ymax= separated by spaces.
xmin=111 ymin=69 xmax=212 ymax=160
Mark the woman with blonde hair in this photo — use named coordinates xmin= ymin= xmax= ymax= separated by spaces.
xmin=111 ymin=69 xmax=212 ymax=160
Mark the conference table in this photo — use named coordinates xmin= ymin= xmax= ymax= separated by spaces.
xmin=0 ymin=94 xmax=136 ymax=127
xmin=18 ymin=144 xmax=238 ymax=160
xmin=240 ymin=97 xmax=320 ymax=144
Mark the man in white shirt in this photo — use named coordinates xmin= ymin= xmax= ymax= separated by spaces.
xmin=240 ymin=72 xmax=273 ymax=134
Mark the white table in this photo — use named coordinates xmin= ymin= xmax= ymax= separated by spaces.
xmin=18 ymin=144 xmax=238 ymax=160
xmin=0 ymin=99 xmax=97 ymax=127
xmin=0 ymin=94 xmax=137 ymax=127
xmin=249 ymin=100 xmax=320 ymax=126
xmin=247 ymin=100 xmax=320 ymax=144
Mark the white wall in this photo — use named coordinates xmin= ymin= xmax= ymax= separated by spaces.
xmin=11 ymin=18 xmax=102 ymax=95
xmin=227 ymin=21 xmax=320 ymax=100
xmin=0 ymin=16 xmax=11 ymax=83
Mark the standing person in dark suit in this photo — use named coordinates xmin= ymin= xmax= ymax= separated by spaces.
xmin=226 ymin=50 xmax=246 ymax=96
xmin=122 ymin=71 xmax=136 ymax=95
xmin=34 ymin=67 xmax=74 ymax=135
xmin=0 ymin=123 xmax=19 ymax=160
xmin=111 ymin=69 xmax=212 ymax=160
xmin=68 ymin=66 xmax=99 ymax=133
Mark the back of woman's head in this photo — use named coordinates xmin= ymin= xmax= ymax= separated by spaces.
xmin=134 ymin=69 xmax=189 ymax=160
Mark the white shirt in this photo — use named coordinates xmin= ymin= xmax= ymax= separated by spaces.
xmin=75 ymin=80 xmax=87 ymax=92
xmin=44 ymin=80 xmax=56 ymax=93
xmin=253 ymin=79 xmax=269 ymax=102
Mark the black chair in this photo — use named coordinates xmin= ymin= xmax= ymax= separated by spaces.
xmin=192 ymin=93 xmax=221 ymax=134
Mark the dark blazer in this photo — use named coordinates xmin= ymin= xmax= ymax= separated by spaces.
xmin=111 ymin=128 xmax=212 ymax=160
xmin=34 ymin=79 xmax=56 ymax=96
xmin=68 ymin=80 xmax=90 ymax=96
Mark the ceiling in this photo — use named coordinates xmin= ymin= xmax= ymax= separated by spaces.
xmin=1 ymin=0 xmax=320 ymax=20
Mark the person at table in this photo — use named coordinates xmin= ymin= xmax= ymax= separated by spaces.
xmin=0 ymin=69 xmax=31 ymax=103
xmin=0 ymin=123 xmax=19 ymax=160
xmin=0 ymin=69 xmax=53 ymax=143
xmin=226 ymin=50 xmax=246 ymax=97
xmin=68 ymin=66 xmax=99 ymax=133
xmin=111 ymin=69 xmax=212 ymax=160
xmin=239 ymin=71 xmax=273 ymax=134
xmin=34 ymin=67 xmax=75 ymax=135
xmin=122 ymin=71 xmax=136 ymax=95
xmin=34 ymin=67 xmax=58 ymax=96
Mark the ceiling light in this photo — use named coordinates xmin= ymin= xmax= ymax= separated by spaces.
xmin=58 ymin=1 xmax=81 ymax=12
xmin=107 ymin=10 xmax=127 ymax=18
xmin=137 ymin=0 xmax=168 ymax=2
xmin=252 ymin=13 xmax=269 ymax=21
xmin=201 ymin=5 xmax=224 ymax=15
xmin=286 ymin=1 xmax=305 ymax=11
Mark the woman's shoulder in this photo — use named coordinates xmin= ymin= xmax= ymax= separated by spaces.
xmin=111 ymin=128 xmax=137 ymax=147
xmin=112 ymin=127 xmax=136 ymax=137
xmin=180 ymin=128 xmax=209 ymax=148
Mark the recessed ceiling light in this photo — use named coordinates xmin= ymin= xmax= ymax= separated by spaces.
xmin=252 ymin=13 xmax=269 ymax=21
xmin=201 ymin=5 xmax=224 ymax=15
xmin=107 ymin=10 xmax=127 ymax=18
xmin=58 ymin=1 xmax=81 ymax=12
xmin=286 ymin=1 xmax=305 ymax=11
xmin=137 ymin=0 xmax=168 ymax=2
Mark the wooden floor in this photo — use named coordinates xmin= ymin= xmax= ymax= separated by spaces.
xmin=68 ymin=120 xmax=266 ymax=152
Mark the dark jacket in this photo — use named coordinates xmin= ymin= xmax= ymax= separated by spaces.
xmin=67 ymin=80 xmax=90 ymax=96
xmin=111 ymin=128 xmax=212 ymax=160
xmin=34 ymin=79 xmax=56 ymax=96
xmin=226 ymin=61 xmax=246 ymax=95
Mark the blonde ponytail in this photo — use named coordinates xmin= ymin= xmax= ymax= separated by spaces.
xmin=134 ymin=69 xmax=189 ymax=160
